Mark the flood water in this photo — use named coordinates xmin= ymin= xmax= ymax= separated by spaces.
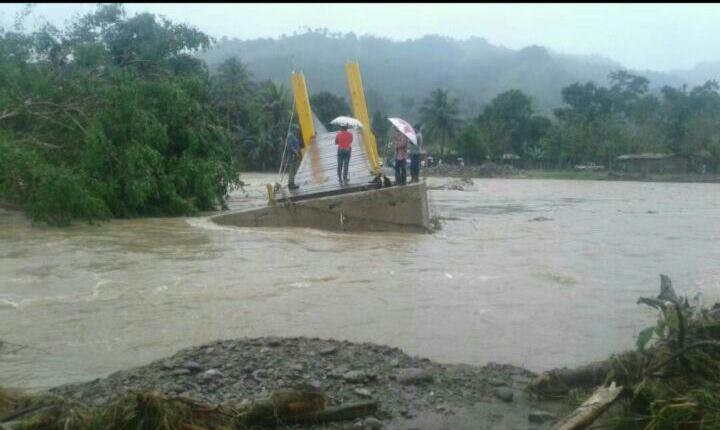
xmin=2 ymin=174 xmax=719 ymax=391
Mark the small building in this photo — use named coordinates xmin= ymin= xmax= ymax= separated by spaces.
xmin=614 ymin=153 xmax=688 ymax=175
xmin=497 ymin=153 xmax=521 ymax=168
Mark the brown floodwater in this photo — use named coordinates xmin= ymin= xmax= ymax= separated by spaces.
xmin=1 ymin=174 xmax=719 ymax=391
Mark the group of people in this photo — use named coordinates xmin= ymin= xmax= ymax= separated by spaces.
xmin=284 ymin=122 xmax=423 ymax=190
xmin=390 ymin=126 xmax=423 ymax=185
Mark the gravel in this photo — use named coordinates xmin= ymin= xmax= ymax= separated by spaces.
xmin=49 ymin=337 xmax=538 ymax=428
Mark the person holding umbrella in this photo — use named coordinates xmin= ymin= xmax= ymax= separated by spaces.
xmin=393 ymin=131 xmax=409 ymax=185
xmin=335 ymin=124 xmax=353 ymax=184
xmin=387 ymin=118 xmax=418 ymax=186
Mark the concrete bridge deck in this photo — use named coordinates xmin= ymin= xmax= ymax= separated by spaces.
xmin=211 ymin=182 xmax=431 ymax=233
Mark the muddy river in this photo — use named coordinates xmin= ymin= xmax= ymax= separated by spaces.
xmin=1 ymin=174 xmax=719 ymax=391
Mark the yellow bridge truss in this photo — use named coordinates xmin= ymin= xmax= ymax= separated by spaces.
xmin=290 ymin=62 xmax=381 ymax=174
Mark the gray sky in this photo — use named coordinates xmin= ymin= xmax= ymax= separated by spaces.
xmin=1 ymin=3 xmax=719 ymax=71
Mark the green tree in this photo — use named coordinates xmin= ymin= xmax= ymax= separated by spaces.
xmin=419 ymin=88 xmax=462 ymax=156
xmin=250 ymin=80 xmax=292 ymax=171
xmin=452 ymin=124 xmax=488 ymax=163
xmin=0 ymin=4 xmax=239 ymax=225
xmin=477 ymin=89 xmax=533 ymax=159
xmin=211 ymin=57 xmax=254 ymax=129
xmin=372 ymin=111 xmax=390 ymax=144
xmin=309 ymin=91 xmax=351 ymax=126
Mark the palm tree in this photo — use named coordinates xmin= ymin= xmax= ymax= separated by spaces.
xmin=257 ymin=81 xmax=292 ymax=126
xmin=254 ymin=81 xmax=292 ymax=169
xmin=418 ymin=88 xmax=462 ymax=157
xmin=211 ymin=57 xmax=254 ymax=129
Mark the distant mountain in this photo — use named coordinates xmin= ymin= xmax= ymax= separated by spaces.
xmin=670 ymin=61 xmax=720 ymax=87
xmin=199 ymin=31 xmax=711 ymax=120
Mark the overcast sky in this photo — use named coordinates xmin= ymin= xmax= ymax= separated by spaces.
xmin=1 ymin=3 xmax=719 ymax=71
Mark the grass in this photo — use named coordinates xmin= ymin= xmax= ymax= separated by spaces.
xmin=0 ymin=388 xmax=330 ymax=430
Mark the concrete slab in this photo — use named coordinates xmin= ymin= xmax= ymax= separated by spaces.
xmin=211 ymin=182 xmax=430 ymax=233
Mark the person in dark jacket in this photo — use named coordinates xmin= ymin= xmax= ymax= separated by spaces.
xmin=286 ymin=126 xmax=303 ymax=190
xmin=410 ymin=124 xmax=423 ymax=183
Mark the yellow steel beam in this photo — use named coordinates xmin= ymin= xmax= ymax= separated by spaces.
xmin=290 ymin=71 xmax=315 ymax=153
xmin=290 ymin=71 xmax=324 ymax=182
xmin=345 ymin=61 xmax=380 ymax=173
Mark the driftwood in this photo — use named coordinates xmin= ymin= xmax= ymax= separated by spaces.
xmin=527 ymin=361 xmax=611 ymax=397
xmin=235 ymin=387 xmax=327 ymax=426
xmin=282 ymin=401 xmax=378 ymax=425
xmin=233 ymin=386 xmax=376 ymax=427
xmin=552 ymin=382 xmax=623 ymax=430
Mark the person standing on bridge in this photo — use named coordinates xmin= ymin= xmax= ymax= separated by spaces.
xmin=393 ymin=131 xmax=409 ymax=185
xmin=409 ymin=124 xmax=423 ymax=183
xmin=335 ymin=124 xmax=353 ymax=184
xmin=286 ymin=125 xmax=302 ymax=190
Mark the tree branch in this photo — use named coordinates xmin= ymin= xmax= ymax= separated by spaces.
xmin=0 ymin=110 xmax=19 ymax=121
xmin=645 ymin=341 xmax=720 ymax=374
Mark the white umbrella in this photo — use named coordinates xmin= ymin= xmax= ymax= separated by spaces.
xmin=388 ymin=117 xmax=418 ymax=145
xmin=330 ymin=116 xmax=364 ymax=128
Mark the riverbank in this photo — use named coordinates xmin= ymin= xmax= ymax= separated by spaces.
xmin=423 ymin=164 xmax=720 ymax=183
xmin=37 ymin=337 xmax=566 ymax=429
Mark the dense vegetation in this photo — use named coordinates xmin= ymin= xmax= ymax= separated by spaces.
xmin=0 ymin=5 xmax=236 ymax=225
xmin=204 ymin=29 xmax=720 ymax=173
xmin=3 ymin=8 xmax=720 ymax=226
xmin=0 ymin=5 xmax=294 ymax=226
xmin=416 ymin=71 xmax=720 ymax=172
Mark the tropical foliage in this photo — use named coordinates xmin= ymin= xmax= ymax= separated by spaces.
xmin=4 ymin=5 xmax=720 ymax=227
xmin=418 ymin=89 xmax=462 ymax=156
xmin=0 ymin=5 xmax=298 ymax=226
xmin=0 ymin=4 xmax=240 ymax=225
xmin=309 ymin=91 xmax=351 ymax=126
xmin=419 ymin=71 xmax=720 ymax=173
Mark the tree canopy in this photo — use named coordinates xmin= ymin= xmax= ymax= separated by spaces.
xmin=309 ymin=91 xmax=351 ymax=127
xmin=419 ymin=89 xmax=462 ymax=156
xmin=3 ymin=6 xmax=720 ymax=228
xmin=0 ymin=4 xmax=238 ymax=225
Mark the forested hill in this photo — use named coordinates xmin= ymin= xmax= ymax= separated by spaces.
xmin=199 ymin=30 xmax=686 ymax=119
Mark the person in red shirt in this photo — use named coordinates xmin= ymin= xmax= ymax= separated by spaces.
xmin=335 ymin=125 xmax=353 ymax=184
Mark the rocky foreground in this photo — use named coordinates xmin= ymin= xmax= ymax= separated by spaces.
xmin=49 ymin=337 xmax=563 ymax=429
